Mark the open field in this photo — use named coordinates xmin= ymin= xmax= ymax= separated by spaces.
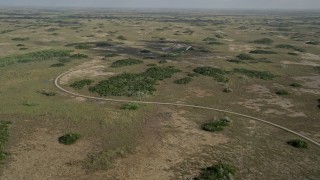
xmin=0 ymin=8 xmax=320 ymax=179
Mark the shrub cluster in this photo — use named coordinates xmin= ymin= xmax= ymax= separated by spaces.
xmin=287 ymin=139 xmax=308 ymax=149
xmin=236 ymin=53 xmax=255 ymax=60
xmin=117 ymin=36 xmax=127 ymax=40
xmin=104 ymin=53 xmax=119 ymax=57
xmin=174 ymin=77 xmax=193 ymax=85
xmin=223 ymin=87 xmax=232 ymax=93
xmin=195 ymin=163 xmax=235 ymax=180
xmin=70 ymin=53 xmax=88 ymax=59
xmin=65 ymin=41 xmax=111 ymax=49
xmin=306 ymin=41 xmax=319 ymax=45
xmin=202 ymin=118 xmax=230 ymax=132
xmin=70 ymin=79 xmax=94 ymax=90
xmin=111 ymin=58 xmax=143 ymax=68
xmin=121 ymin=103 xmax=139 ymax=110
xmin=0 ymin=121 xmax=11 ymax=161
xmin=0 ymin=49 xmax=71 ymax=67
xmin=249 ymin=49 xmax=277 ymax=54
xmin=194 ymin=67 xmax=229 ymax=83
xmin=90 ymin=66 xmax=180 ymax=97
xmin=314 ymin=66 xmax=320 ymax=74
xmin=11 ymin=37 xmax=29 ymax=41
xmin=253 ymin=38 xmax=273 ymax=45
xmin=227 ymin=59 xmax=243 ymax=64
xmin=290 ymin=83 xmax=302 ymax=88
xmin=203 ymin=37 xmax=223 ymax=45
xmin=276 ymin=89 xmax=289 ymax=96
xmin=233 ymin=68 xmax=276 ymax=80
xmin=275 ymin=44 xmax=305 ymax=52
xmin=50 ymin=63 xmax=65 ymax=67
xmin=58 ymin=133 xmax=81 ymax=145
xmin=39 ymin=90 xmax=56 ymax=96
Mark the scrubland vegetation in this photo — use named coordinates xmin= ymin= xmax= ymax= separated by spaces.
xmin=0 ymin=8 xmax=319 ymax=180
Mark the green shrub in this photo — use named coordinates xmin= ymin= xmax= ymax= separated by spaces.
xmin=11 ymin=37 xmax=29 ymax=41
xmin=236 ymin=53 xmax=255 ymax=60
xmin=306 ymin=41 xmax=319 ymax=45
xmin=66 ymin=41 xmax=111 ymax=49
xmin=51 ymin=63 xmax=65 ymax=67
xmin=223 ymin=88 xmax=232 ymax=93
xmin=194 ymin=67 xmax=229 ymax=83
xmin=70 ymin=79 xmax=94 ymax=90
xmin=249 ymin=49 xmax=277 ymax=54
xmin=58 ymin=133 xmax=81 ymax=145
xmin=202 ymin=118 xmax=230 ymax=132
xmin=0 ymin=121 xmax=11 ymax=161
xmin=314 ymin=66 xmax=320 ymax=74
xmin=16 ymin=44 xmax=24 ymax=47
xmin=59 ymin=58 xmax=72 ymax=63
xmin=227 ymin=59 xmax=243 ymax=63
xmin=90 ymin=66 xmax=180 ymax=97
xmin=275 ymin=44 xmax=305 ymax=52
xmin=117 ymin=36 xmax=127 ymax=40
xmin=288 ymin=52 xmax=298 ymax=56
xmin=203 ymin=37 xmax=217 ymax=42
xmin=70 ymin=53 xmax=88 ymax=59
xmin=39 ymin=90 xmax=56 ymax=96
xmin=111 ymin=58 xmax=143 ymax=68
xmin=159 ymin=60 xmax=167 ymax=64
xmin=253 ymin=38 xmax=273 ymax=45
xmin=287 ymin=139 xmax=308 ymax=149
xmin=0 ymin=49 xmax=71 ymax=67
xmin=121 ymin=103 xmax=139 ymax=110
xmin=47 ymin=28 xmax=59 ymax=32
xmin=276 ymin=44 xmax=295 ymax=49
xmin=233 ymin=68 xmax=276 ymax=80
xmin=140 ymin=49 xmax=151 ymax=53
xmin=175 ymin=77 xmax=193 ymax=85
xmin=141 ymin=66 xmax=181 ymax=81
xmin=187 ymin=73 xmax=199 ymax=77
xmin=74 ymin=44 xmax=93 ymax=49
xmin=276 ymin=90 xmax=289 ymax=96
xmin=195 ymin=163 xmax=235 ymax=180
xmin=105 ymin=53 xmax=119 ymax=57
xmin=290 ymin=83 xmax=302 ymax=88
xmin=90 ymin=73 xmax=156 ymax=97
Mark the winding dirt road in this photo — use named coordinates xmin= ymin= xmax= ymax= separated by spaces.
xmin=54 ymin=69 xmax=320 ymax=147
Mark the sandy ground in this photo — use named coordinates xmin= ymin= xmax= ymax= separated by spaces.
xmin=60 ymin=57 xmax=114 ymax=85
xmin=238 ymin=84 xmax=306 ymax=117
xmin=281 ymin=60 xmax=320 ymax=67
xmin=92 ymin=108 xmax=229 ymax=180
xmin=1 ymin=128 xmax=92 ymax=180
xmin=228 ymin=44 xmax=254 ymax=52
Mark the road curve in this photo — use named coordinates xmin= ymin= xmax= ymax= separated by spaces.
xmin=55 ymin=70 xmax=320 ymax=147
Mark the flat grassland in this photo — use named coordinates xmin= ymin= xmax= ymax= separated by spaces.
xmin=0 ymin=8 xmax=319 ymax=180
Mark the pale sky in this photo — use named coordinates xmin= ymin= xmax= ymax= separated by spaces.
xmin=0 ymin=0 xmax=319 ymax=9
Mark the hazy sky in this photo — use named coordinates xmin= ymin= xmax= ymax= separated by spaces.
xmin=0 ymin=0 xmax=320 ymax=9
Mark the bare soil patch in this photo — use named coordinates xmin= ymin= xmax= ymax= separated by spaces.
xmin=238 ymin=84 xmax=306 ymax=117
xmin=97 ymin=108 xmax=229 ymax=180
xmin=228 ymin=44 xmax=254 ymax=52
xmin=301 ymin=53 xmax=320 ymax=61
xmin=281 ymin=60 xmax=320 ymax=67
xmin=60 ymin=57 xmax=114 ymax=85
xmin=1 ymin=128 xmax=92 ymax=180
